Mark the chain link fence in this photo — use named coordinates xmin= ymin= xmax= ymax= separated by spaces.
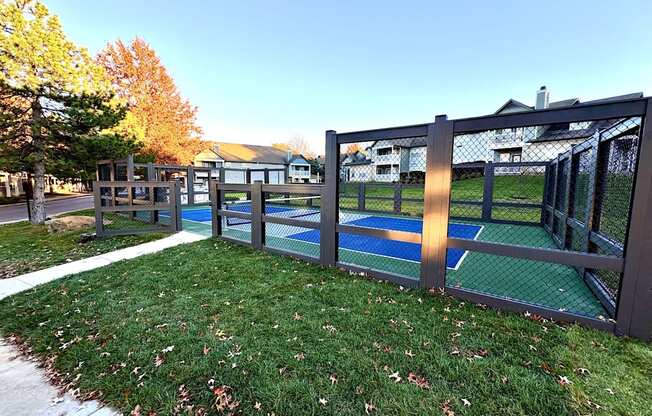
xmin=446 ymin=116 xmax=642 ymax=319
xmin=337 ymin=137 xmax=427 ymax=282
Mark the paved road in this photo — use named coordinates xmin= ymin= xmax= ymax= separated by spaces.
xmin=0 ymin=195 xmax=93 ymax=223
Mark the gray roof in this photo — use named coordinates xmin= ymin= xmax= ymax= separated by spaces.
xmin=342 ymin=151 xmax=372 ymax=166
xmin=368 ymin=137 xmax=427 ymax=149
xmin=496 ymin=92 xmax=642 ymax=115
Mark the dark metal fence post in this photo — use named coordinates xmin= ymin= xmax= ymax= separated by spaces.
xmin=393 ymin=183 xmax=402 ymax=214
xmin=210 ymin=180 xmax=221 ymax=237
xmin=320 ymin=130 xmax=339 ymax=267
xmin=172 ymin=179 xmax=183 ymax=232
xmin=187 ymin=166 xmax=195 ymax=205
xmin=616 ymin=100 xmax=652 ymax=341
xmin=561 ymin=148 xmax=576 ymax=249
xmin=420 ymin=116 xmax=454 ymax=289
xmin=127 ymin=155 xmax=135 ymax=220
xmin=147 ymin=162 xmax=157 ymax=223
xmin=264 ymin=168 xmax=270 ymax=184
xmin=93 ymin=183 xmax=104 ymax=237
xmin=250 ymin=181 xmax=264 ymax=249
xmin=481 ymin=161 xmax=494 ymax=221
xmin=358 ymin=182 xmax=366 ymax=211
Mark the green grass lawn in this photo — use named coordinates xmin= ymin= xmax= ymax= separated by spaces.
xmin=340 ymin=176 xmax=546 ymax=221
xmin=0 ymin=238 xmax=649 ymax=415
xmin=0 ymin=210 xmax=167 ymax=278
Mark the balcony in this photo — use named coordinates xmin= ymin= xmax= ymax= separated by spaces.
xmin=374 ymin=153 xmax=401 ymax=164
xmin=489 ymin=132 xmax=524 ymax=150
xmin=374 ymin=172 xmax=400 ymax=182
xmin=289 ymin=168 xmax=310 ymax=178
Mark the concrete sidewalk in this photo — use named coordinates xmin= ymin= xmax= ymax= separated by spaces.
xmin=0 ymin=230 xmax=207 ymax=300
xmin=0 ymin=340 xmax=121 ymax=416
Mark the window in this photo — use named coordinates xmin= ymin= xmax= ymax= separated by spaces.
xmin=548 ymin=122 xmax=570 ymax=132
xmin=376 ymin=147 xmax=393 ymax=156
xmin=376 ymin=165 xmax=392 ymax=175
xmin=201 ymin=161 xmax=222 ymax=168
xmin=570 ymin=121 xmax=591 ymax=131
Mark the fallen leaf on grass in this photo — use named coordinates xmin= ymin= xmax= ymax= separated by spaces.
xmin=213 ymin=386 xmax=239 ymax=412
xmin=365 ymin=402 xmax=376 ymax=414
xmin=319 ymin=398 xmax=328 ymax=406
xmin=407 ymin=372 xmax=430 ymax=389
xmin=388 ymin=371 xmax=402 ymax=383
xmin=154 ymin=354 xmax=164 ymax=367
xmin=441 ymin=400 xmax=455 ymax=416
xmin=329 ymin=374 xmax=338 ymax=384
xmin=461 ymin=398 xmax=471 ymax=407
xmin=558 ymin=376 xmax=572 ymax=386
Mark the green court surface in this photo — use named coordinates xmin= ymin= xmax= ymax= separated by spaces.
xmin=179 ymin=205 xmax=606 ymax=318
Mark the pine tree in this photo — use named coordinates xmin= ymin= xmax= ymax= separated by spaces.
xmin=0 ymin=1 xmax=126 ymax=223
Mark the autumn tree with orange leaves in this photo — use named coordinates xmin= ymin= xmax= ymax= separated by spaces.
xmin=97 ymin=38 xmax=206 ymax=164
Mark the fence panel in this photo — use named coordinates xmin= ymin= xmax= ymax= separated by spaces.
xmin=93 ymin=180 xmax=182 ymax=237
xmin=445 ymin=114 xmax=643 ymax=324
xmin=212 ymin=182 xmax=323 ymax=262
xmin=336 ymin=131 xmax=427 ymax=287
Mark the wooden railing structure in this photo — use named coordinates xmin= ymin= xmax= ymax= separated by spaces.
xmin=93 ymin=180 xmax=182 ymax=237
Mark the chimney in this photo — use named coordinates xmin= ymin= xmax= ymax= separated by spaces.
xmin=535 ymin=85 xmax=549 ymax=110
xmin=286 ymin=150 xmax=293 ymax=163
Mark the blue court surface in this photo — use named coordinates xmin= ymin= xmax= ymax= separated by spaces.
xmin=287 ymin=217 xmax=482 ymax=269
xmin=171 ymin=207 xmax=483 ymax=270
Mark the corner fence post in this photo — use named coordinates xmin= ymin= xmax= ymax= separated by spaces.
xmin=209 ymin=179 xmax=221 ymax=237
xmin=320 ymin=130 xmax=339 ymax=267
xmin=250 ymin=181 xmax=264 ymax=249
xmin=617 ymin=99 xmax=652 ymax=341
xmin=93 ymin=182 xmax=104 ymax=237
xmin=481 ymin=161 xmax=494 ymax=221
xmin=420 ymin=115 xmax=454 ymax=289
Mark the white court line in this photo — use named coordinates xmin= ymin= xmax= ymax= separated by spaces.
xmin=448 ymin=224 xmax=485 ymax=271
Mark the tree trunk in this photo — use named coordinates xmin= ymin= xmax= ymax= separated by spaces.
xmin=30 ymin=98 xmax=47 ymax=224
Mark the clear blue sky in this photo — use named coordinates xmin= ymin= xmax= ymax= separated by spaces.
xmin=49 ymin=0 xmax=651 ymax=154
